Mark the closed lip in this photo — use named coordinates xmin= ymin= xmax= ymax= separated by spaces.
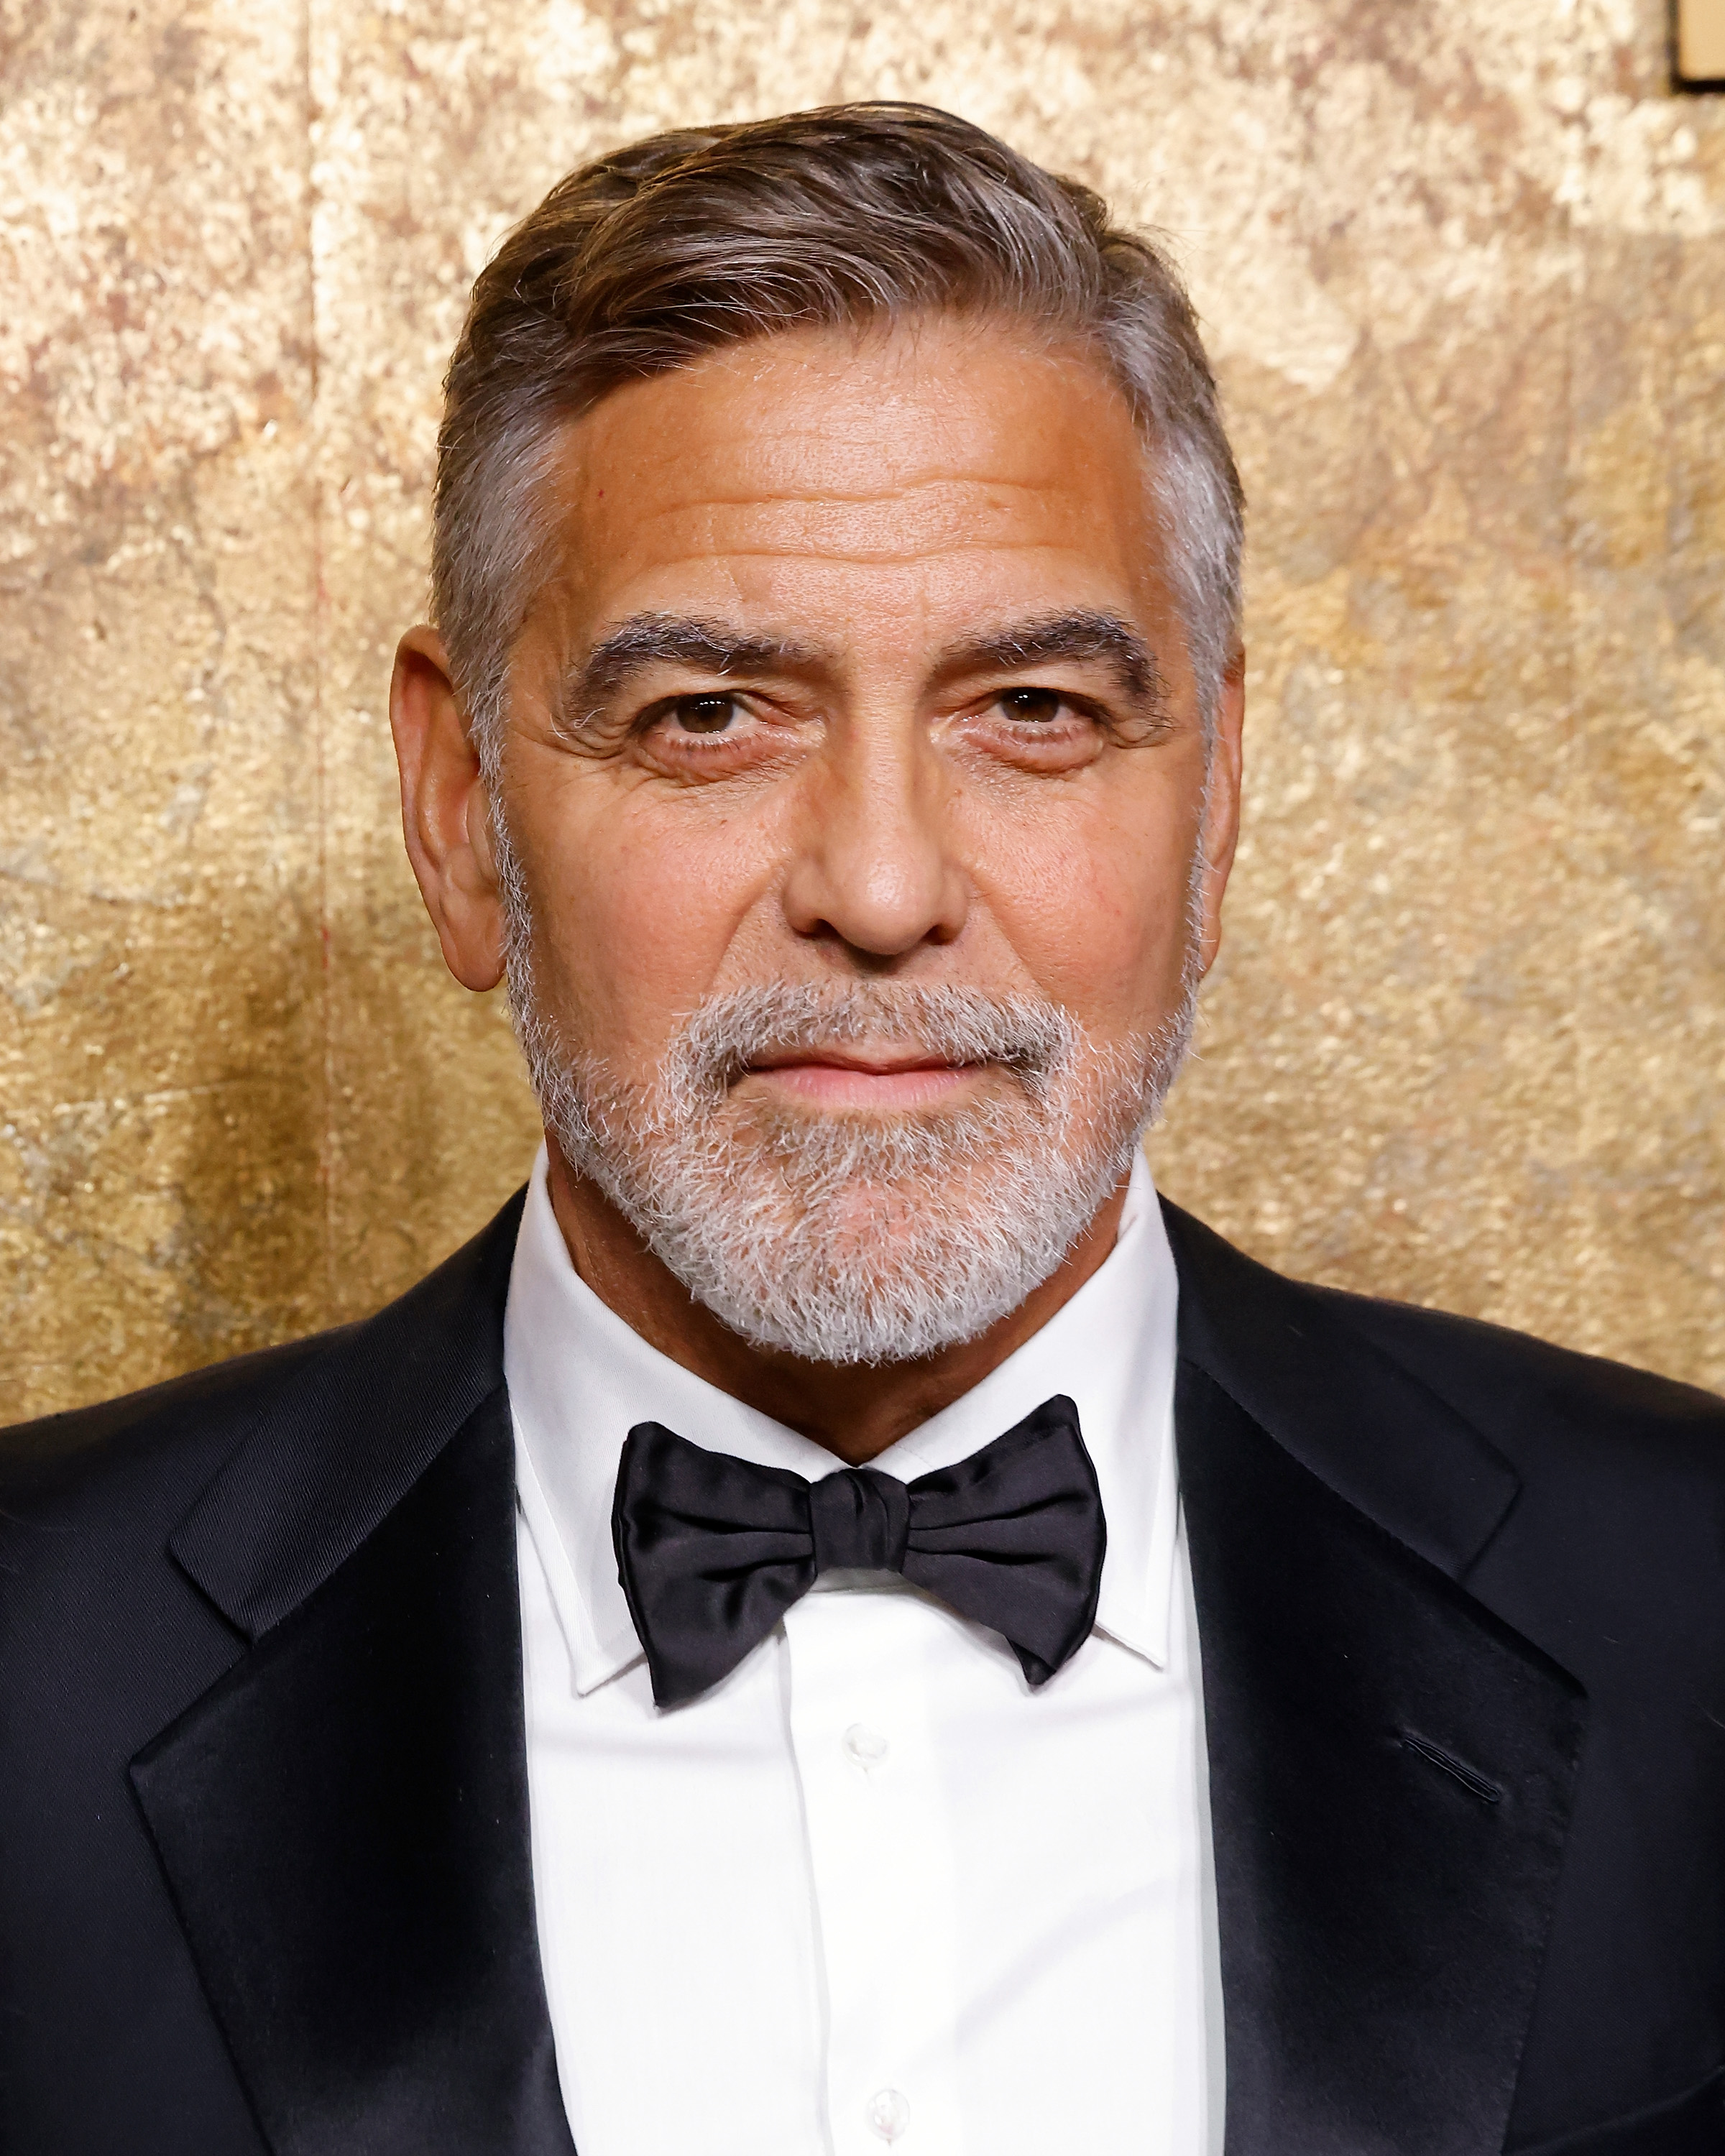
xmin=739 ymin=1050 xmax=985 ymax=1107
xmin=745 ymin=1046 xmax=972 ymax=1077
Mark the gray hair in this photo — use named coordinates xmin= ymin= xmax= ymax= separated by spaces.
xmin=431 ymin=102 xmax=1244 ymax=778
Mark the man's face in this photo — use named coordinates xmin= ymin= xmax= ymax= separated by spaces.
xmin=419 ymin=314 xmax=1243 ymax=1362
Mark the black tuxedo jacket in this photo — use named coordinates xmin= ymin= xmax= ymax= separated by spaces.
xmin=4 ymin=1192 xmax=1725 ymax=2155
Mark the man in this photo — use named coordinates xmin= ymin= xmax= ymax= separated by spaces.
xmin=3 ymin=102 xmax=1723 ymax=2156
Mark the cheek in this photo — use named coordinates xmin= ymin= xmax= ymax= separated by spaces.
xmin=967 ymin=786 xmax=1200 ymax=1028
xmin=512 ymin=776 xmax=778 ymax=1062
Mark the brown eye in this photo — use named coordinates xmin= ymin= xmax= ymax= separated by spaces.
xmin=673 ymin=694 xmax=740 ymax=734
xmin=999 ymin=688 xmax=1064 ymax=724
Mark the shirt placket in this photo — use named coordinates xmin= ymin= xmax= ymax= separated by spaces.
xmin=783 ymin=1588 xmax=967 ymax=2156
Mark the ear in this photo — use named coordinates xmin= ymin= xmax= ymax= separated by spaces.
xmin=1192 ymin=653 xmax=1246 ymax=978
xmin=389 ymin=626 xmax=507 ymax=992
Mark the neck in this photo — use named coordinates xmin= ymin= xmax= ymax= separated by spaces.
xmin=543 ymin=1141 xmax=1132 ymax=1465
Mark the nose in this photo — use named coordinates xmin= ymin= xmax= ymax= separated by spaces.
xmin=781 ymin=722 xmax=970 ymax=961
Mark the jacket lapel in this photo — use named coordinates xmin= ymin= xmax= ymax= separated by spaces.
xmin=131 ymin=1194 xmax=573 ymax=2156
xmin=1166 ymin=1202 xmax=1586 ymax=2156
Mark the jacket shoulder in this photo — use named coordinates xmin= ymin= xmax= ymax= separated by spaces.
xmin=1160 ymin=1193 xmax=1725 ymax=1491
xmin=0 ymin=1184 xmax=528 ymax=1544
xmin=0 ymin=1330 xmax=354 ymax=1524
xmin=1312 ymin=1279 xmax=1725 ymax=1474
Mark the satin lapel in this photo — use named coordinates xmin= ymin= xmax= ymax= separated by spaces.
xmin=130 ymin=1194 xmax=572 ymax=2156
xmin=1165 ymin=1204 xmax=1586 ymax=2156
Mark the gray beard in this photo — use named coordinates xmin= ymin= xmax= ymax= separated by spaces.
xmin=498 ymin=839 xmax=1197 ymax=1367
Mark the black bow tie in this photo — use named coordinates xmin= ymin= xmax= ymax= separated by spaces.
xmin=612 ymin=1395 xmax=1105 ymax=1708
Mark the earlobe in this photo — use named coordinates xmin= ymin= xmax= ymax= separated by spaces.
xmin=388 ymin=625 xmax=507 ymax=993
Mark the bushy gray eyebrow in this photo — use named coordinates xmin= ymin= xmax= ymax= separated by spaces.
xmin=935 ymin=610 xmax=1160 ymax=704
xmin=556 ymin=605 xmax=1162 ymax=734
xmin=558 ymin=614 xmax=819 ymax=732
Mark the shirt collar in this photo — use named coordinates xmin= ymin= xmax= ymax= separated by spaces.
xmin=505 ymin=1143 xmax=1182 ymax=1695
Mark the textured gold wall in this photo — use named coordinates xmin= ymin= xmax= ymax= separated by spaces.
xmin=2 ymin=0 xmax=1721 ymax=1420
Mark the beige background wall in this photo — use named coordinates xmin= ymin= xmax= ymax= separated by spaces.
xmin=1 ymin=0 xmax=1721 ymax=1422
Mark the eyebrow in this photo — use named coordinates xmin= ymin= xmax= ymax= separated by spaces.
xmin=558 ymin=614 xmax=821 ymax=730
xmin=933 ymin=611 xmax=1160 ymax=703
xmin=556 ymin=605 xmax=1162 ymax=731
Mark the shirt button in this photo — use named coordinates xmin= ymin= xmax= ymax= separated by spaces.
xmin=842 ymin=1722 xmax=890 ymax=1770
xmin=865 ymin=2087 xmax=910 ymax=2142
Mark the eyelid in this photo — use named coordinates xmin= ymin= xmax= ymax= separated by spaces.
xmin=968 ymin=682 xmax=1172 ymax=752
xmin=631 ymin=688 xmax=806 ymax=773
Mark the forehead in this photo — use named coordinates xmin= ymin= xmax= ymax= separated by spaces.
xmin=540 ymin=318 xmax=1174 ymax=649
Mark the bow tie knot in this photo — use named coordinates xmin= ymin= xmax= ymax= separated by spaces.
xmin=809 ymin=1468 xmax=911 ymax=1575
xmin=612 ymin=1397 xmax=1106 ymax=1708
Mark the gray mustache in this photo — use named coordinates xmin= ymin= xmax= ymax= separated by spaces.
xmin=668 ymin=983 xmax=1079 ymax=1098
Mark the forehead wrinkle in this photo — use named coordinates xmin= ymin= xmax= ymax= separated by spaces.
xmin=638 ymin=471 xmax=1088 ymax=513
xmin=594 ymin=538 xmax=1135 ymax=576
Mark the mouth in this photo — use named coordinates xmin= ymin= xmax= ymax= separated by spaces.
xmin=741 ymin=1044 xmax=990 ymax=1112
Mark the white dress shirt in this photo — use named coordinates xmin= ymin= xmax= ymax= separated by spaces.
xmin=507 ymin=1143 xmax=1224 ymax=2156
